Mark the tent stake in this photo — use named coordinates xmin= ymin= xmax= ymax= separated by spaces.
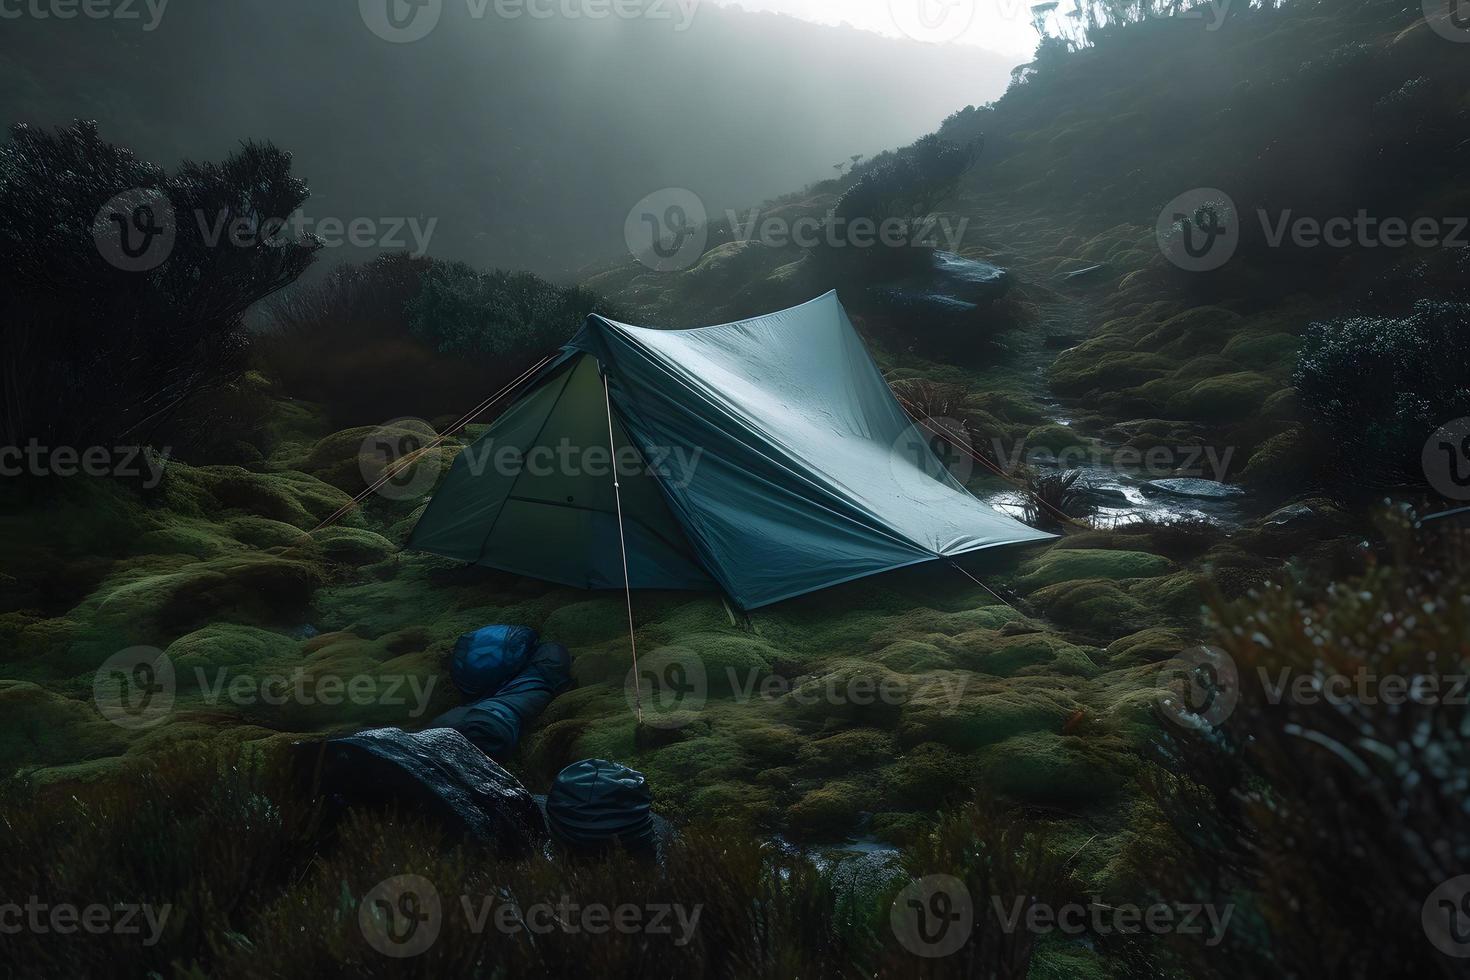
xmin=604 ymin=371 xmax=643 ymax=724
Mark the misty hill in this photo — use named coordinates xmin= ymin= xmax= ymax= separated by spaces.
xmin=0 ymin=0 xmax=1018 ymax=278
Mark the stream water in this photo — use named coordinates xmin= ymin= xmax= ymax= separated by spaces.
xmin=928 ymin=250 xmax=1255 ymax=532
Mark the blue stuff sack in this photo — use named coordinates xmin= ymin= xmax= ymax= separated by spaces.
xmin=450 ymin=625 xmax=538 ymax=699
xmin=545 ymin=759 xmax=656 ymax=855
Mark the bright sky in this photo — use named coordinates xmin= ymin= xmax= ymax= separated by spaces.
xmin=706 ymin=0 xmax=1040 ymax=59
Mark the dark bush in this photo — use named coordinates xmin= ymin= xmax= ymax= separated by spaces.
xmin=408 ymin=263 xmax=621 ymax=360
xmin=0 ymin=120 xmax=319 ymax=449
xmin=1293 ymin=300 xmax=1470 ymax=491
xmin=830 ymin=135 xmax=982 ymax=237
xmin=1142 ymin=508 xmax=1470 ymax=979
xmin=260 ymin=256 xmax=620 ymax=429
xmin=0 ymin=744 xmax=1078 ymax=979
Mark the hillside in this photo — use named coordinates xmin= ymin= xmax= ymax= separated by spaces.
xmin=0 ymin=1 xmax=1018 ymax=277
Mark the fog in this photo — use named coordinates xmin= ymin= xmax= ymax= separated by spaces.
xmin=0 ymin=0 xmax=1021 ymax=278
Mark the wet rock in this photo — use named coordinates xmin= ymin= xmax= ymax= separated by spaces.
xmin=1265 ymin=503 xmax=1316 ymax=525
xmin=869 ymin=287 xmax=979 ymax=321
xmin=931 ymin=250 xmax=1011 ymax=303
xmin=1141 ymin=478 xmax=1245 ymax=499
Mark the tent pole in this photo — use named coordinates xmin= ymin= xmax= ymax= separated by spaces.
xmin=603 ymin=371 xmax=643 ymax=724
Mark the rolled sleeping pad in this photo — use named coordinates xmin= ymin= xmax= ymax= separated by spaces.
xmin=433 ymin=642 xmax=573 ymax=761
xmin=450 ymin=625 xmax=539 ymax=699
xmin=545 ymin=758 xmax=656 ymax=856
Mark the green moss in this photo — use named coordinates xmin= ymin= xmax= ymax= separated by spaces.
xmin=1104 ymin=627 xmax=1188 ymax=667
xmin=1167 ymin=372 xmax=1278 ymax=421
xmin=900 ymin=678 xmax=1076 ymax=750
xmin=130 ymin=525 xmax=232 ymax=560
xmin=1025 ymin=423 xmax=1083 ymax=454
xmin=964 ymin=633 xmax=1101 ymax=678
xmin=0 ymin=681 xmax=128 ymax=770
xmin=314 ymin=527 xmax=397 ymax=565
xmin=1239 ymin=426 xmax=1317 ymax=491
xmin=1222 ymin=331 xmax=1299 ymax=369
xmin=786 ymin=781 xmax=864 ymax=839
xmin=1052 ymin=349 xmax=1173 ymax=394
xmin=1126 ymin=572 xmax=1205 ymax=620
xmin=1028 ymin=579 xmax=1153 ymax=636
xmin=63 ymin=554 xmax=326 ymax=672
xmin=872 ymin=637 xmax=957 ymax=671
xmin=165 ymin=624 xmax=299 ymax=674
xmin=1017 ymin=549 xmax=1173 ymax=591
xmin=877 ymin=742 xmax=974 ymax=809
xmin=800 ymin=728 xmax=896 ymax=771
xmin=978 ymin=730 xmax=1126 ymax=807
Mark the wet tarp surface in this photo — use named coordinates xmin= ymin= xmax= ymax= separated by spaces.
xmin=411 ymin=291 xmax=1053 ymax=609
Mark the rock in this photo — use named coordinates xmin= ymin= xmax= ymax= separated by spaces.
xmin=868 ymin=287 xmax=979 ymax=320
xmin=931 ymin=251 xmax=1011 ymax=303
xmin=1141 ymin=478 xmax=1245 ymax=499
xmin=1077 ymin=481 xmax=1131 ymax=504
xmin=1264 ymin=503 xmax=1316 ymax=526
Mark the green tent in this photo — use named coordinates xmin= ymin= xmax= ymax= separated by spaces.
xmin=408 ymin=291 xmax=1053 ymax=610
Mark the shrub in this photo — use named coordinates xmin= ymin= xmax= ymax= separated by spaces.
xmin=407 ymin=263 xmax=621 ymax=360
xmin=1021 ymin=469 xmax=1093 ymax=530
xmin=816 ymin=135 xmax=983 ymax=281
xmin=0 ymin=121 xmax=319 ymax=448
xmin=260 ymin=256 xmax=620 ymax=428
xmin=1141 ymin=508 xmax=1470 ymax=979
xmin=0 ymin=744 xmax=1079 ymax=979
xmin=1293 ymin=301 xmax=1470 ymax=492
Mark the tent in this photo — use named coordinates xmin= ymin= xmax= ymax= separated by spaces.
xmin=408 ymin=291 xmax=1053 ymax=610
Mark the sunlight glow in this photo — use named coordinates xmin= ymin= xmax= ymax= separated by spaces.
xmin=706 ymin=0 xmax=1041 ymax=59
